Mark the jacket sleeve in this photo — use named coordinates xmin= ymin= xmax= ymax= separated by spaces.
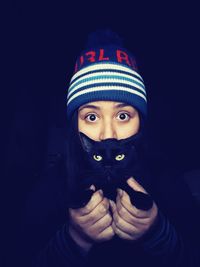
xmin=140 ymin=169 xmax=200 ymax=267
xmin=31 ymin=223 xmax=88 ymax=267
xmin=16 ymin=157 xmax=88 ymax=267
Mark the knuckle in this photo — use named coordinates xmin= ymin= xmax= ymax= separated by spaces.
xmin=100 ymin=206 xmax=106 ymax=214
xmin=108 ymin=214 xmax=113 ymax=223
xmin=105 ymin=214 xmax=112 ymax=225
xmin=83 ymin=204 xmax=91 ymax=214
xmin=106 ymin=231 xmax=115 ymax=240
xmin=88 ymin=213 xmax=96 ymax=222
xmin=134 ymin=208 xmax=141 ymax=217
xmin=109 ymin=226 xmax=115 ymax=236
xmin=99 ymin=203 xmax=107 ymax=214
xmin=87 ymin=228 xmax=95 ymax=239
xmin=97 ymin=226 xmax=114 ymax=242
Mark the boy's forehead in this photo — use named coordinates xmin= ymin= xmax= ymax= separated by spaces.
xmin=79 ymin=101 xmax=134 ymax=110
xmin=78 ymin=101 xmax=135 ymax=111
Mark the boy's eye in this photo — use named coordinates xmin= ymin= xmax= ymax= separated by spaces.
xmin=117 ymin=112 xmax=130 ymax=121
xmin=85 ymin=114 xmax=98 ymax=122
xmin=93 ymin=155 xmax=103 ymax=161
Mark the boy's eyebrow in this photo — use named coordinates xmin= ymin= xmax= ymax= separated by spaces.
xmin=78 ymin=103 xmax=132 ymax=111
xmin=114 ymin=103 xmax=132 ymax=108
xmin=79 ymin=104 xmax=100 ymax=111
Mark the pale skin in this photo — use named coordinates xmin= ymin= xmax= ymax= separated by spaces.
xmin=69 ymin=101 xmax=158 ymax=252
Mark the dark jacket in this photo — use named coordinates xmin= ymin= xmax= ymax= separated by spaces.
xmin=15 ymin=155 xmax=200 ymax=267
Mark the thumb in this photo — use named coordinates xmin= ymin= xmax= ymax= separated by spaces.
xmin=127 ymin=177 xmax=147 ymax=194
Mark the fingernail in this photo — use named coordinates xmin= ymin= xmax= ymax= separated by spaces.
xmin=117 ymin=188 xmax=123 ymax=197
xmin=109 ymin=200 xmax=115 ymax=210
xmin=99 ymin=189 xmax=103 ymax=195
xmin=110 ymin=200 xmax=114 ymax=206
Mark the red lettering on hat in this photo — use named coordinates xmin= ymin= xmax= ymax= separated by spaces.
xmin=80 ymin=56 xmax=84 ymax=65
xmin=116 ymin=50 xmax=131 ymax=66
xmin=74 ymin=62 xmax=78 ymax=73
xmin=85 ymin=51 xmax=96 ymax=62
xmin=99 ymin=49 xmax=109 ymax=61
xmin=130 ymin=57 xmax=138 ymax=71
xmin=74 ymin=56 xmax=84 ymax=72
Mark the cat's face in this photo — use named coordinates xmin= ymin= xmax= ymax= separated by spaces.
xmin=79 ymin=132 xmax=142 ymax=187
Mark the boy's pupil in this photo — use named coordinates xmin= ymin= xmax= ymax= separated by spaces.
xmin=120 ymin=113 xmax=126 ymax=119
xmin=90 ymin=115 xmax=96 ymax=121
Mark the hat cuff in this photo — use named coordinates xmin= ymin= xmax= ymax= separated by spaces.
xmin=67 ymin=90 xmax=147 ymax=119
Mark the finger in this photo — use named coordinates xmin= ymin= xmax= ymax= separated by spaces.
xmin=80 ymin=198 xmax=110 ymax=225
xmin=127 ymin=177 xmax=147 ymax=193
xmin=112 ymin=221 xmax=133 ymax=241
xmin=113 ymin=206 xmax=138 ymax=235
xmin=116 ymin=195 xmax=150 ymax=226
xmin=96 ymin=226 xmax=115 ymax=242
xmin=117 ymin=190 xmax=150 ymax=219
xmin=70 ymin=189 xmax=104 ymax=216
xmin=90 ymin=213 xmax=113 ymax=234
xmin=109 ymin=200 xmax=116 ymax=213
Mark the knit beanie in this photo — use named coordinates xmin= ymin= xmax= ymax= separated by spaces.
xmin=66 ymin=29 xmax=147 ymax=120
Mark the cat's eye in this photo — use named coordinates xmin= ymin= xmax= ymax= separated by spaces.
xmin=115 ymin=154 xmax=125 ymax=161
xmin=93 ymin=155 xmax=103 ymax=161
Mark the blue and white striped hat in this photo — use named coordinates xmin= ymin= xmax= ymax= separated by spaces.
xmin=66 ymin=31 xmax=147 ymax=120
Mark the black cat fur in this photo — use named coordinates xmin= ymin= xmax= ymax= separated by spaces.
xmin=68 ymin=132 xmax=153 ymax=211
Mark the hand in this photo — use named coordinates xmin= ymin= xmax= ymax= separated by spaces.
xmin=110 ymin=177 xmax=158 ymax=241
xmin=69 ymin=186 xmax=114 ymax=251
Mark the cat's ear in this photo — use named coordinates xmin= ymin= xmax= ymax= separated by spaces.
xmin=79 ymin=132 xmax=95 ymax=152
xmin=120 ymin=132 xmax=142 ymax=147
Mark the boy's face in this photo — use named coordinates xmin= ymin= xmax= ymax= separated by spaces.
xmin=78 ymin=101 xmax=140 ymax=141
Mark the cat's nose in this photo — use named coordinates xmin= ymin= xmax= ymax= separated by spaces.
xmin=105 ymin=165 xmax=112 ymax=170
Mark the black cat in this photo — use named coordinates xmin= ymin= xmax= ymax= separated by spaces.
xmin=68 ymin=132 xmax=153 ymax=211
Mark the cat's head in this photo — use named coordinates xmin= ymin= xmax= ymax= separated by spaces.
xmin=79 ymin=132 xmax=142 ymax=178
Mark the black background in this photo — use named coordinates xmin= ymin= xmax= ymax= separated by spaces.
xmin=2 ymin=1 xmax=200 ymax=265
xmin=4 ymin=1 xmax=200 ymax=170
